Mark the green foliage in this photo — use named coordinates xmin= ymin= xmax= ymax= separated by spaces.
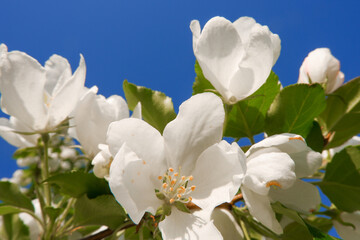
xmin=265 ymin=84 xmax=326 ymax=137
xmin=224 ymin=71 xmax=281 ymax=139
xmin=0 ymin=182 xmax=34 ymax=212
xmin=45 ymin=171 xmax=110 ymax=198
xmin=0 ymin=206 xmax=24 ymax=216
xmin=318 ymin=146 xmax=360 ymax=212
xmin=1 ymin=214 xmax=30 ymax=240
xmin=44 ymin=207 xmax=62 ymax=223
xmin=124 ymin=225 xmax=157 ymax=240
xmin=73 ymin=194 xmax=126 ymax=230
xmin=305 ymin=121 xmax=325 ymax=152
xmin=192 ymin=61 xmax=215 ymax=95
xmin=318 ymin=77 xmax=360 ymax=149
xmin=123 ymin=80 xmax=177 ymax=133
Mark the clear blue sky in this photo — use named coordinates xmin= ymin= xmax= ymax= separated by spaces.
xmin=1 ymin=1 xmax=359 ymax=238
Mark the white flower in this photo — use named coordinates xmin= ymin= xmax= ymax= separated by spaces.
xmin=190 ymin=16 xmax=281 ymax=104
xmin=70 ymin=86 xmax=131 ymax=157
xmin=0 ymin=43 xmax=86 ymax=139
xmin=242 ymin=134 xmax=322 ymax=234
xmin=108 ymin=93 xmax=246 ymax=239
xmin=333 ymin=211 xmax=360 ymax=240
xmin=298 ymin=48 xmax=344 ymax=94
xmin=209 ymin=208 xmax=244 ymax=240
xmin=322 ymin=136 xmax=360 ymax=160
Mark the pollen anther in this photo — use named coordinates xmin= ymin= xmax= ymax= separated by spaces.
xmin=266 ymin=180 xmax=282 ymax=188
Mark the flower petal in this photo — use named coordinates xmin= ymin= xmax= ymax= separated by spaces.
xmin=0 ymin=45 xmax=47 ymax=130
xmin=191 ymin=141 xmax=246 ymax=210
xmin=92 ymin=144 xmax=112 ymax=179
xmin=47 ymin=54 xmax=86 ymax=129
xmin=244 ymin=152 xmax=296 ymax=196
xmin=107 ymin=118 xmax=165 ymax=173
xmin=211 ymin=208 xmax=244 ymax=240
xmin=246 ymin=134 xmax=322 ymax=177
xmin=159 ymin=208 xmax=222 ymax=240
xmin=242 ymin=186 xmax=283 ymax=234
xmin=44 ymin=54 xmax=72 ymax=96
xmin=109 ymin=143 xmax=162 ymax=224
xmin=192 ymin=17 xmax=244 ymax=102
xmin=229 ymin=25 xmax=274 ymax=100
xmin=163 ymin=93 xmax=224 ymax=175
xmin=269 ymin=179 xmax=320 ymax=213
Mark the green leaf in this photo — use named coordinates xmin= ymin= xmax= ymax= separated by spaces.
xmin=318 ymin=146 xmax=360 ymax=212
xmin=74 ymin=194 xmax=126 ymax=230
xmin=318 ymin=77 xmax=360 ymax=148
xmin=282 ymin=222 xmax=312 ymax=240
xmin=12 ymin=147 xmax=38 ymax=160
xmin=124 ymin=226 xmax=154 ymax=240
xmin=0 ymin=182 xmax=34 ymax=212
xmin=305 ymin=121 xmax=325 ymax=152
xmin=44 ymin=207 xmax=62 ymax=223
xmin=0 ymin=206 xmax=24 ymax=216
xmin=306 ymin=217 xmax=333 ymax=233
xmin=192 ymin=61 xmax=215 ymax=95
xmin=224 ymin=71 xmax=281 ymax=139
xmin=2 ymin=214 xmax=30 ymax=240
xmin=272 ymin=202 xmax=306 ymax=227
xmin=123 ymin=80 xmax=177 ymax=133
xmin=45 ymin=172 xmax=110 ymax=198
xmin=265 ymin=84 xmax=326 ymax=137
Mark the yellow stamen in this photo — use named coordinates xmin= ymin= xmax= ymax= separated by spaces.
xmin=177 ymin=194 xmax=181 ymax=198
xmin=181 ymin=176 xmax=186 ymax=181
xmin=170 ymin=187 xmax=174 ymax=191
xmin=191 ymin=185 xmax=196 ymax=191
xmin=266 ymin=181 xmax=282 ymax=188
xmin=169 ymin=168 xmax=174 ymax=172
xmin=289 ymin=136 xmax=304 ymax=142
xmin=171 ymin=179 xmax=177 ymax=186
xmin=188 ymin=197 xmax=192 ymax=201
xmin=169 ymin=198 xmax=175 ymax=204
xmin=174 ymin=172 xmax=179 ymax=177
xmin=162 ymin=183 xmax=168 ymax=189
xmin=158 ymin=176 xmax=163 ymax=180
xmin=142 ymin=160 xmax=147 ymax=165
xmin=189 ymin=176 xmax=194 ymax=181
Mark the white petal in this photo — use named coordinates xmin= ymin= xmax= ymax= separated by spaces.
xmin=190 ymin=20 xmax=201 ymax=51
xmin=269 ymin=180 xmax=320 ymax=213
xmin=192 ymin=17 xmax=244 ymax=102
xmin=246 ymin=134 xmax=322 ymax=177
xmin=326 ymin=71 xmax=345 ymax=94
xmin=131 ymin=102 xmax=142 ymax=119
xmin=47 ymin=54 xmax=86 ymax=129
xmin=109 ymin=143 xmax=162 ymax=224
xmin=0 ymin=47 xmax=48 ymax=130
xmin=211 ymin=208 xmax=244 ymax=240
xmin=334 ymin=211 xmax=360 ymax=240
xmin=92 ymin=145 xmax=112 ymax=179
xmin=0 ymin=118 xmax=31 ymax=148
xmin=44 ymin=54 xmax=72 ymax=95
xmin=191 ymin=141 xmax=246 ymax=210
xmin=74 ymin=91 xmax=128 ymax=157
xmin=242 ymin=186 xmax=283 ymax=234
xmin=107 ymin=118 xmax=166 ymax=173
xmin=229 ymin=26 xmax=274 ymax=100
xmin=244 ymin=152 xmax=296 ymax=195
xmin=159 ymin=208 xmax=223 ymax=240
xmin=163 ymin=93 xmax=224 ymax=175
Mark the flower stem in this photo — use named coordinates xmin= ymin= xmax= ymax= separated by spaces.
xmin=240 ymin=219 xmax=251 ymax=240
xmin=41 ymin=133 xmax=51 ymax=207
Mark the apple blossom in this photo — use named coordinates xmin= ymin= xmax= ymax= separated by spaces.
xmin=298 ymin=48 xmax=344 ymax=94
xmin=70 ymin=86 xmax=131 ymax=157
xmin=190 ymin=16 xmax=281 ymax=104
xmin=242 ymin=134 xmax=322 ymax=234
xmin=333 ymin=211 xmax=360 ymax=240
xmin=107 ymin=92 xmax=246 ymax=239
xmin=0 ymin=44 xmax=86 ymax=136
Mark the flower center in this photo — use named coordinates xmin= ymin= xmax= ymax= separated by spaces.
xmin=157 ymin=167 xmax=195 ymax=204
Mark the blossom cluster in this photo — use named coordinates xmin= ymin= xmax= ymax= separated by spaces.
xmin=0 ymin=16 xmax=359 ymax=240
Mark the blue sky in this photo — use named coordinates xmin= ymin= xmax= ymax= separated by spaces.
xmin=1 ymin=1 xmax=359 ymax=237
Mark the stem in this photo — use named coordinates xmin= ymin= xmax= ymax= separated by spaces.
xmin=240 ymin=219 xmax=251 ymax=240
xmin=223 ymin=104 xmax=233 ymax=136
xmin=41 ymin=133 xmax=51 ymax=207
xmin=249 ymin=136 xmax=255 ymax=145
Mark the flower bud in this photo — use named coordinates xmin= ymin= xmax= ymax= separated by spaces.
xmin=298 ymin=48 xmax=344 ymax=94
